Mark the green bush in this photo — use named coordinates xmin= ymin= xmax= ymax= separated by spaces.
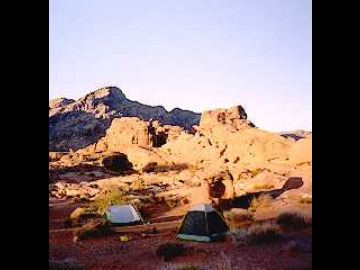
xmin=87 ymin=189 xmax=128 ymax=213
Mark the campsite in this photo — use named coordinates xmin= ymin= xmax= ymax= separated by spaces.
xmin=49 ymin=166 xmax=312 ymax=270
xmin=50 ymin=1 xmax=312 ymax=268
xmin=49 ymin=91 xmax=312 ymax=269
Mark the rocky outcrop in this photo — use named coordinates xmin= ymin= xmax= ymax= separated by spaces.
xmin=161 ymin=106 xmax=292 ymax=166
xmin=49 ymin=91 xmax=312 ymax=224
xmin=49 ymin=111 xmax=109 ymax=152
xmin=49 ymin=87 xmax=200 ymax=151
xmin=49 ymin=181 xmax=101 ymax=199
xmin=49 ymin=98 xmax=75 ymax=110
xmin=199 ymin=105 xmax=254 ymax=132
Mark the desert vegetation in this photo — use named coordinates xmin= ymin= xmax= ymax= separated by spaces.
xmin=276 ymin=212 xmax=312 ymax=230
xmin=232 ymin=222 xmax=282 ymax=246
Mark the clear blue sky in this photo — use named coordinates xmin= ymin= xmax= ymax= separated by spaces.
xmin=49 ymin=0 xmax=312 ymax=132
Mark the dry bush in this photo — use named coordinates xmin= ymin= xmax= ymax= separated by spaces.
xmin=276 ymin=212 xmax=311 ymax=230
xmin=143 ymin=163 xmax=190 ymax=173
xmin=252 ymin=183 xmax=275 ymax=191
xmin=66 ymin=207 xmax=101 ymax=227
xmin=156 ymin=242 xmax=187 ymax=262
xmin=232 ymin=222 xmax=281 ymax=246
xmin=160 ymin=252 xmax=231 ymax=270
xmin=74 ymin=218 xmax=111 ymax=242
xmin=224 ymin=209 xmax=251 ymax=224
xmin=70 ymin=207 xmax=86 ymax=220
xmin=249 ymin=195 xmax=273 ymax=213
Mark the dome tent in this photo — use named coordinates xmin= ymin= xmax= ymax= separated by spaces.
xmin=177 ymin=203 xmax=229 ymax=242
xmin=104 ymin=204 xmax=143 ymax=226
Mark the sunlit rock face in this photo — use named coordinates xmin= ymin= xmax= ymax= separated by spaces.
xmin=49 ymin=86 xmax=201 ymax=151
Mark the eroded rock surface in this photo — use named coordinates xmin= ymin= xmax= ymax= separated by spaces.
xmin=49 ymin=87 xmax=200 ymax=151
xmin=49 ymin=88 xmax=312 ymax=222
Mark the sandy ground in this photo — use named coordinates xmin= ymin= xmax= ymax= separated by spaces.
xmin=49 ymin=199 xmax=312 ymax=270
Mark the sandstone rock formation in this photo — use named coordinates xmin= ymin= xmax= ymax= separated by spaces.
xmin=49 ymin=87 xmax=200 ymax=151
xmin=49 ymin=87 xmax=312 ymax=222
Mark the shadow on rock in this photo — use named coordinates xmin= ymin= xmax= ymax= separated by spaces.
xmin=219 ymin=177 xmax=304 ymax=211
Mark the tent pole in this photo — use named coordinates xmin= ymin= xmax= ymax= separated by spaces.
xmin=205 ymin=209 xmax=210 ymax=236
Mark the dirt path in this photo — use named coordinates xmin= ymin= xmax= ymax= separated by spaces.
xmin=49 ymin=199 xmax=312 ymax=270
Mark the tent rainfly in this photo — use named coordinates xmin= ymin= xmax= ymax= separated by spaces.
xmin=177 ymin=203 xmax=229 ymax=242
xmin=104 ymin=204 xmax=143 ymax=226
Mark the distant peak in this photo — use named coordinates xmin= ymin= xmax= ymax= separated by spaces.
xmin=76 ymin=86 xmax=126 ymax=106
xmin=90 ymin=86 xmax=125 ymax=99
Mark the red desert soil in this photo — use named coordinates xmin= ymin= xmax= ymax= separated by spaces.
xmin=49 ymin=199 xmax=312 ymax=270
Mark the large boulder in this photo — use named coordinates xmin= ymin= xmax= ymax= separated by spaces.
xmin=101 ymin=117 xmax=151 ymax=149
xmin=161 ymin=106 xmax=293 ymax=165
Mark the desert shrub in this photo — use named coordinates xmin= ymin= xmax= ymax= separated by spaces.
xmin=224 ymin=209 xmax=251 ymax=224
xmin=87 ymin=189 xmax=128 ymax=213
xmin=74 ymin=218 xmax=111 ymax=242
xmin=232 ymin=222 xmax=281 ymax=246
xmin=252 ymin=183 xmax=275 ymax=191
xmin=70 ymin=207 xmax=86 ymax=220
xmin=156 ymin=242 xmax=187 ymax=262
xmin=49 ymin=259 xmax=85 ymax=270
xmin=66 ymin=207 xmax=101 ymax=227
xmin=276 ymin=212 xmax=310 ymax=230
xmin=249 ymin=195 xmax=273 ymax=213
xmin=160 ymin=253 xmax=231 ymax=270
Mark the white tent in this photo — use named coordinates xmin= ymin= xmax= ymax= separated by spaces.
xmin=104 ymin=204 xmax=143 ymax=226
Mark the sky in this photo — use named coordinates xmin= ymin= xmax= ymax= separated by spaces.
xmin=49 ymin=0 xmax=312 ymax=132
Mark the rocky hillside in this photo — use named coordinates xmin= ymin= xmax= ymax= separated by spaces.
xmin=49 ymin=87 xmax=201 ymax=151
xmin=50 ymin=104 xmax=312 ymax=211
